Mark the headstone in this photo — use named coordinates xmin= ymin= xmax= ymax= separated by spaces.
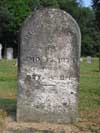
xmin=87 ymin=56 xmax=91 ymax=64
xmin=15 ymin=58 xmax=18 ymax=66
xmin=6 ymin=48 xmax=13 ymax=60
xmin=0 ymin=43 xmax=2 ymax=60
xmin=17 ymin=9 xmax=81 ymax=123
xmin=80 ymin=58 xmax=83 ymax=62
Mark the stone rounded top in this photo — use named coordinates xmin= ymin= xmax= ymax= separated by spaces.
xmin=0 ymin=43 xmax=2 ymax=49
xmin=21 ymin=8 xmax=81 ymax=36
xmin=20 ymin=8 xmax=81 ymax=54
xmin=7 ymin=48 xmax=13 ymax=50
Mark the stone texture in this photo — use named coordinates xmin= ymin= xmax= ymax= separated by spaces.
xmin=80 ymin=58 xmax=83 ymax=62
xmin=17 ymin=8 xmax=81 ymax=123
xmin=6 ymin=48 xmax=13 ymax=60
xmin=0 ymin=43 xmax=2 ymax=60
xmin=87 ymin=56 xmax=91 ymax=64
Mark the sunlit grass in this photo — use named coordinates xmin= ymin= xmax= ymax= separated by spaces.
xmin=79 ymin=58 xmax=100 ymax=111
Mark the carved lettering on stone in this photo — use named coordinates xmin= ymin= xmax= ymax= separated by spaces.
xmin=17 ymin=9 xmax=81 ymax=123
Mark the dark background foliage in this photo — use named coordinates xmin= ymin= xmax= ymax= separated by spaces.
xmin=0 ymin=0 xmax=100 ymax=57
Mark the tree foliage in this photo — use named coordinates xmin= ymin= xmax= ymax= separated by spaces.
xmin=92 ymin=0 xmax=100 ymax=57
xmin=92 ymin=0 xmax=100 ymax=29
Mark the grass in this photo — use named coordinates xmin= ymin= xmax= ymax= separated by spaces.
xmin=0 ymin=60 xmax=16 ymax=101
xmin=79 ymin=58 xmax=100 ymax=111
xmin=0 ymin=60 xmax=16 ymax=132
xmin=0 ymin=58 xmax=100 ymax=132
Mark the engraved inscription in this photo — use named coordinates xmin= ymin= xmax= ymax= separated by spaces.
xmin=32 ymin=74 xmax=41 ymax=80
xmin=24 ymin=31 xmax=34 ymax=40
xmin=25 ymin=56 xmax=41 ymax=63
xmin=24 ymin=56 xmax=76 ymax=64
xmin=18 ymin=9 xmax=81 ymax=123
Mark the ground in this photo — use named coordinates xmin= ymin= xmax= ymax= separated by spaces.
xmin=0 ymin=58 xmax=100 ymax=133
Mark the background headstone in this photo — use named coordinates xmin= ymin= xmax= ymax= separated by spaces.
xmin=6 ymin=48 xmax=13 ymax=60
xmin=15 ymin=58 xmax=18 ymax=66
xmin=0 ymin=43 xmax=2 ymax=60
xmin=87 ymin=56 xmax=91 ymax=64
xmin=80 ymin=58 xmax=83 ymax=62
xmin=17 ymin=9 xmax=81 ymax=123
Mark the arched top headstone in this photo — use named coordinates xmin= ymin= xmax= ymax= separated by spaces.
xmin=19 ymin=8 xmax=81 ymax=77
xmin=0 ymin=43 xmax=2 ymax=49
xmin=6 ymin=48 xmax=13 ymax=60
xmin=0 ymin=43 xmax=2 ymax=60
xmin=18 ymin=8 xmax=81 ymax=123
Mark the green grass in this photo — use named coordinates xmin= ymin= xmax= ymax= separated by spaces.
xmin=0 ymin=58 xmax=100 ymax=132
xmin=0 ymin=60 xmax=17 ymax=109
xmin=79 ymin=58 xmax=100 ymax=110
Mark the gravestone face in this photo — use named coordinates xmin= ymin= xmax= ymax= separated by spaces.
xmin=87 ymin=56 xmax=91 ymax=64
xmin=17 ymin=9 xmax=81 ymax=123
xmin=6 ymin=48 xmax=13 ymax=60
xmin=0 ymin=43 xmax=2 ymax=60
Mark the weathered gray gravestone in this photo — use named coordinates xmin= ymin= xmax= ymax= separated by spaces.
xmin=0 ymin=43 xmax=2 ymax=60
xmin=17 ymin=8 xmax=81 ymax=123
xmin=87 ymin=56 xmax=91 ymax=64
xmin=15 ymin=58 xmax=18 ymax=66
xmin=80 ymin=58 xmax=83 ymax=62
xmin=6 ymin=48 xmax=13 ymax=60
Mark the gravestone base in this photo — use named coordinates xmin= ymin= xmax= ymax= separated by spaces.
xmin=17 ymin=107 xmax=79 ymax=123
xmin=4 ymin=116 xmax=80 ymax=133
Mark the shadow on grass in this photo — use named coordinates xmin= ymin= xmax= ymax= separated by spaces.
xmin=96 ymin=100 xmax=100 ymax=105
xmin=0 ymin=98 xmax=16 ymax=116
xmin=92 ymin=70 xmax=100 ymax=72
